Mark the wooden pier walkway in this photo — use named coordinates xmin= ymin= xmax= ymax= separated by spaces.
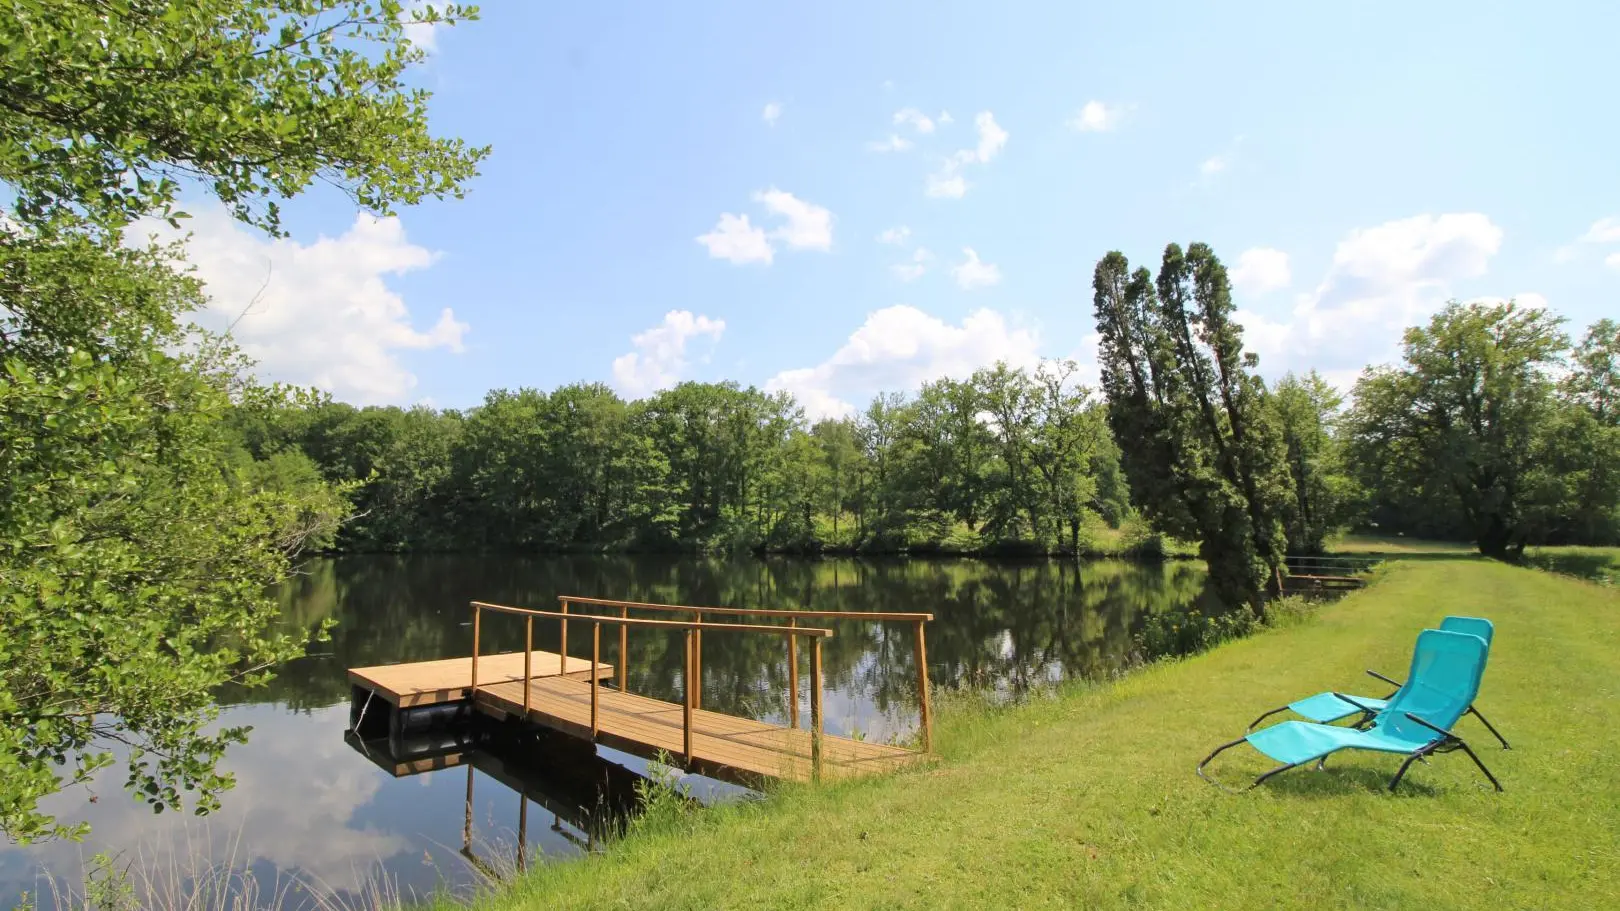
xmin=347 ymin=597 xmax=935 ymax=786
xmin=474 ymin=673 xmax=919 ymax=782
xmin=349 ymin=649 xmax=613 ymax=709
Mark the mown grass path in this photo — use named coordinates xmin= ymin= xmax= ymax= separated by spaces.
xmin=468 ymin=560 xmax=1619 ymax=910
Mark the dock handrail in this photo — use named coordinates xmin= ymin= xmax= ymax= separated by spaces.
xmin=468 ymin=601 xmax=838 ymax=772
xmin=558 ymin=594 xmax=935 ymax=752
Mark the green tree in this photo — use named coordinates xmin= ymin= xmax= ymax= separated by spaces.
xmin=1563 ymin=319 xmax=1619 ymax=425
xmin=1344 ymin=301 xmax=1568 ymax=557
xmin=1091 ymin=243 xmax=1291 ymax=612
xmin=0 ymin=0 xmax=483 ymax=841
xmin=1271 ymin=371 xmax=1354 ymax=553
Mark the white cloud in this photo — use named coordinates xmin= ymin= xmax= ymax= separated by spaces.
xmin=892 ymin=247 xmax=932 ymax=282
xmin=925 ymin=166 xmax=968 ymax=199
xmin=1068 ymin=101 xmax=1129 ymax=132
xmin=762 ymin=101 xmax=782 ymax=126
xmin=611 ymin=310 xmax=726 ymax=398
xmin=1558 ymin=216 xmax=1620 ymax=264
xmin=1466 ymin=291 xmax=1551 ymax=312
xmin=135 ymin=207 xmax=462 ymax=405
xmin=893 ymin=108 xmax=936 ymax=133
xmin=867 ymin=134 xmax=914 ymax=153
xmin=1229 ymin=247 xmax=1292 ymax=295
xmin=876 ymin=226 xmax=911 ymax=246
xmin=925 ymin=112 xmax=1006 ymax=199
xmin=1197 ymin=136 xmax=1244 ymax=182
xmin=1234 ymin=213 xmax=1505 ymax=379
xmin=1580 ymin=217 xmax=1620 ymax=244
xmin=399 ymin=1 xmax=443 ymax=52
xmin=696 ymin=213 xmax=773 ymax=265
xmin=764 ymin=306 xmax=1041 ymax=419
xmin=969 ymin=112 xmax=1008 ymax=164
xmin=951 ymin=248 xmax=1002 ymax=289
xmin=937 ymin=111 xmax=955 ymax=126
xmin=754 ymin=188 xmax=833 ymax=250
xmin=698 ymin=189 xmax=834 ymax=264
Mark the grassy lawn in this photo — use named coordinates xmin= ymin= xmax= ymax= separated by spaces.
xmin=1328 ymin=533 xmax=1480 ymax=555
xmin=1522 ymin=546 xmax=1620 ymax=585
xmin=469 ymin=560 xmax=1619 ymax=910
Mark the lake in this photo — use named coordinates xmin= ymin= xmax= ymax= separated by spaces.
xmin=1 ymin=554 xmax=1208 ymax=907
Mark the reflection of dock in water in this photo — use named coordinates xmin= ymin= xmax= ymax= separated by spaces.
xmin=344 ymin=725 xmax=643 ymax=870
xmin=347 ymin=596 xmax=934 ymax=785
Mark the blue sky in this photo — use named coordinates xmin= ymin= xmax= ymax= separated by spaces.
xmin=174 ymin=0 xmax=1620 ymax=415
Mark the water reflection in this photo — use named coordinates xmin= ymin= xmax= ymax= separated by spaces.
xmin=4 ymin=555 xmax=1207 ymax=905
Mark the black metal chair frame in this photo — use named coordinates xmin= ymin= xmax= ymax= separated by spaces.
xmin=1244 ymin=668 xmax=1512 ymax=751
xmin=1199 ymin=694 xmax=1504 ymax=794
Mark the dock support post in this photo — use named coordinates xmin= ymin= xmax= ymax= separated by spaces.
xmin=591 ymin=622 xmax=601 ymax=738
xmin=462 ymin=764 xmax=474 ymax=851
xmin=559 ymin=600 xmax=568 ymax=675
xmin=787 ymin=617 xmax=799 ymax=729
xmin=683 ymin=629 xmax=695 ymax=766
xmin=517 ymin=796 xmax=528 ymax=872
xmin=693 ymin=610 xmax=703 ymax=710
xmin=914 ymin=619 xmax=932 ymax=752
xmin=618 ymin=605 xmax=629 ymax=691
xmin=524 ymin=616 xmax=533 ymax=714
xmin=810 ymin=636 xmax=823 ymax=781
xmin=470 ymin=604 xmax=482 ymax=699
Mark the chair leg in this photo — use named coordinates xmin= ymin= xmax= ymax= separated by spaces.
xmin=1467 ymin=706 xmax=1511 ymax=750
xmin=1196 ymin=737 xmax=1247 ymax=791
xmin=1247 ymin=705 xmax=1290 ymax=731
xmin=1455 ymin=739 xmax=1505 ymax=792
xmin=1389 ymin=749 xmax=1430 ymax=792
xmin=1253 ymin=761 xmax=1302 ymax=789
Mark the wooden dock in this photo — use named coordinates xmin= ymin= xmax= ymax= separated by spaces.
xmin=347 ymin=597 xmax=935 ymax=787
xmin=473 ymin=674 xmax=920 ymax=783
xmin=349 ymin=650 xmax=613 ymax=709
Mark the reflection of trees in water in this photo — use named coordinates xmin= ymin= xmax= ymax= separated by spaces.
xmin=231 ymin=556 xmax=1209 ymax=722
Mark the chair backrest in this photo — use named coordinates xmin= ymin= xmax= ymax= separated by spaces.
xmin=1375 ymin=629 xmax=1489 ymax=744
xmin=1439 ymin=615 xmax=1494 ymax=652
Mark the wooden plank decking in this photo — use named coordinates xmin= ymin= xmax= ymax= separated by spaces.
xmin=473 ymin=675 xmax=924 ymax=784
xmin=349 ymin=650 xmax=613 ymax=708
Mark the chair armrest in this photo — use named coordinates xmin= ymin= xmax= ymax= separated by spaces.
xmin=1365 ymin=669 xmax=1403 ymax=688
xmin=1402 ymin=712 xmax=1460 ymax=739
xmin=1331 ymin=692 xmax=1382 ymax=715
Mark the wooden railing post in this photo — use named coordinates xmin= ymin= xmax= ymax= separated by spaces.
xmin=559 ymin=599 xmax=569 ymax=675
xmin=914 ymin=619 xmax=932 ymax=752
xmin=618 ymin=605 xmax=629 ymax=691
xmin=787 ymin=616 xmax=799 ymax=729
xmin=683 ymin=628 xmax=695 ymax=766
xmin=810 ymin=635 xmax=823 ymax=781
xmin=470 ymin=604 xmax=482 ymax=698
xmin=524 ymin=615 xmax=533 ymax=714
xmin=693 ymin=610 xmax=703 ymax=710
xmin=591 ymin=622 xmax=601 ymax=738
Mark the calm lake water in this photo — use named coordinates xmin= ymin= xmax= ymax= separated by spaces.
xmin=2 ymin=554 xmax=1208 ymax=907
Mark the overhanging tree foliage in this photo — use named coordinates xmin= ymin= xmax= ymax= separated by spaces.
xmin=1091 ymin=243 xmax=1291 ymax=613
xmin=0 ymin=0 xmax=485 ymax=842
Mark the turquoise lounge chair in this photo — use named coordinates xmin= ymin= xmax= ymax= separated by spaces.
xmin=1198 ymin=628 xmax=1504 ymax=792
xmin=1245 ymin=615 xmax=1510 ymax=750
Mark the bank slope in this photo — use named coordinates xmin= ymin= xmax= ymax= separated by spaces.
xmin=473 ymin=560 xmax=1620 ymax=911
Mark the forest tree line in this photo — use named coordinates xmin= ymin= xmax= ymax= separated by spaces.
xmin=229 ymin=304 xmax=1620 ymax=563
